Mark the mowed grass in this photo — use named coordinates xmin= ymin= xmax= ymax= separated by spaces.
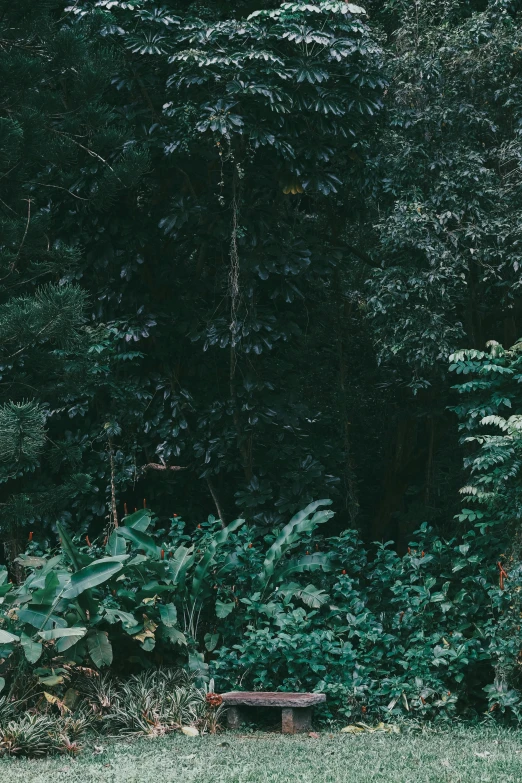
xmin=2 ymin=726 xmax=522 ymax=783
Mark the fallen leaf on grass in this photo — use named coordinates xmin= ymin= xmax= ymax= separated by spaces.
xmin=475 ymin=751 xmax=491 ymax=759
xmin=181 ymin=726 xmax=199 ymax=737
xmin=341 ymin=722 xmax=399 ymax=734
xmin=308 ymin=732 xmax=320 ymax=739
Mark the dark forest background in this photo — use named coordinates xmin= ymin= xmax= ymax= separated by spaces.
xmin=1 ymin=0 xmax=521 ymax=562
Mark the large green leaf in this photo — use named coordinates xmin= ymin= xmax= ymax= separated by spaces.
xmin=0 ymin=677 xmax=4 ymax=693
xmin=273 ymin=552 xmax=334 ymax=583
xmin=159 ymin=602 xmax=177 ymax=627
xmin=87 ymin=631 xmax=113 ymax=667
xmin=31 ymin=571 xmax=60 ymax=606
xmin=104 ymin=608 xmax=138 ymax=628
xmin=17 ymin=608 xmax=68 ymax=630
xmin=215 ymin=599 xmax=235 ymax=618
xmin=38 ymin=627 xmax=87 ymax=641
xmin=116 ymin=527 xmax=160 ymax=557
xmin=190 ymin=518 xmax=245 ymax=604
xmin=106 ymin=530 xmax=126 ymax=556
xmin=123 ymin=508 xmax=152 ymax=531
xmin=20 ymin=632 xmax=43 ymax=663
xmin=167 ymin=544 xmax=194 ymax=589
xmin=162 ymin=626 xmax=186 ymax=646
xmin=260 ymin=500 xmax=333 ymax=588
xmin=0 ymin=629 xmax=19 ymax=643
xmin=279 ymin=582 xmax=330 ymax=608
xmin=204 ymin=632 xmax=219 ymax=652
xmin=56 ymin=633 xmax=85 ymax=653
xmin=62 ymin=556 xmax=128 ymax=599
xmin=56 ymin=522 xmax=85 ymax=572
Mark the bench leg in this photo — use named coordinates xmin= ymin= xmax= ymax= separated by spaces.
xmin=281 ymin=707 xmax=312 ymax=734
xmin=226 ymin=705 xmax=244 ymax=730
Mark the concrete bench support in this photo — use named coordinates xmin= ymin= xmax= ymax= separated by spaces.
xmin=281 ymin=706 xmax=312 ymax=734
xmin=221 ymin=692 xmax=325 ymax=734
xmin=226 ymin=705 xmax=244 ymax=730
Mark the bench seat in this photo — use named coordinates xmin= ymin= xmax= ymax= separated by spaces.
xmin=221 ymin=691 xmax=326 ymax=734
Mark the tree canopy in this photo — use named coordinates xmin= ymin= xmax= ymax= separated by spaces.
xmin=1 ymin=0 xmax=521 ymax=559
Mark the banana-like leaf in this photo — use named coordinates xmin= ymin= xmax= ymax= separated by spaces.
xmin=190 ymin=518 xmax=245 ymax=604
xmin=38 ymin=627 xmax=87 ymax=641
xmin=62 ymin=556 xmax=128 ymax=600
xmin=106 ymin=530 xmax=126 ymax=556
xmin=279 ymin=582 xmax=330 ymax=608
xmin=56 ymin=633 xmax=85 ymax=653
xmin=87 ymin=630 xmax=113 ymax=667
xmin=116 ymin=527 xmax=160 ymax=557
xmin=17 ymin=608 xmax=68 ymax=630
xmin=56 ymin=522 xmax=87 ymax=572
xmin=0 ymin=629 xmax=19 ymax=643
xmin=123 ymin=508 xmax=152 ymax=531
xmin=168 ymin=544 xmax=195 ymax=590
xmin=272 ymin=552 xmax=334 ymax=583
xmin=20 ymin=632 xmax=43 ymax=663
xmin=31 ymin=571 xmax=60 ymax=606
xmin=259 ymin=500 xmax=333 ymax=588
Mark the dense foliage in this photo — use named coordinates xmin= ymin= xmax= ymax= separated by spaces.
xmin=1 ymin=0 xmax=522 ymax=727
xmin=1 ymin=498 xmax=521 ymax=726
xmin=1 ymin=0 xmax=520 ymax=540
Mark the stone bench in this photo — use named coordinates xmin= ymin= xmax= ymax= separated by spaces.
xmin=221 ymin=691 xmax=326 ymax=734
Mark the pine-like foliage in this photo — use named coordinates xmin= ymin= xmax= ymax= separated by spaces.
xmin=0 ymin=285 xmax=87 ymax=348
xmin=0 ymin=402 xmax=47 ymax=468
xmin=0 ymin=0 xmax=149 ymax=548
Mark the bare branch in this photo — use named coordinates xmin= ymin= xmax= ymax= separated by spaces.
xmin=142 ymin=463 xmax=187 ymax=472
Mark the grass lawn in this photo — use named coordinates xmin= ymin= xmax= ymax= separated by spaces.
xmin=2 ymin=726 xmax=522 ymax=782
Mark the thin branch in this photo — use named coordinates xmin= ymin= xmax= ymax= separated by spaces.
xmin=52 ymin=130 xmax=122 ymax=184
xmin=142 ymin=462 xmax=187 ymax=472
xmin=31 ymin=182 xmax=89 ymax=201
xmin=108 ymin=437 xmax=119 ymax=530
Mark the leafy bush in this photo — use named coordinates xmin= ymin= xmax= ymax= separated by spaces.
xmin=0 ymin=501 xmax=333 ymax=693
xmin=212 ymin=522 xmax=522 ymax=724
xmin=2 ymin=496 xmax=521 ymax=725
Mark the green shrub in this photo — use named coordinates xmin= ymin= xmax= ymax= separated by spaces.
xmin=212 ymin=522 xmax=522 ymax=724
xmin=1 ymin=497 xmax=520 ymax=725
xmin=0 ymin=501 xmax=333 ymax=694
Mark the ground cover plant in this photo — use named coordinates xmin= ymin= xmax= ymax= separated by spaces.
xmin=0 ymin=668 xmax=221 ymax=758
